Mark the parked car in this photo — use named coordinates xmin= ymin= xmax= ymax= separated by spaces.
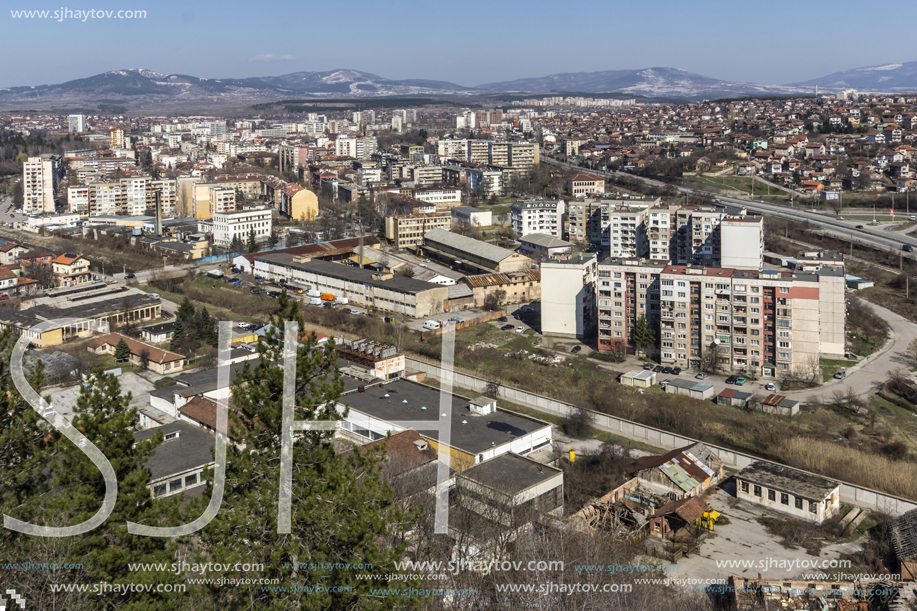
xmin=231 ymin=268 xmax=241 ymax=274
xmin=249 ymin=287 xmax=261 ymax=294
xmin=124 ymin=273 xmax=135 ymax=279
xmin=725 ymin=375 xmax=738 ymax=384
xmin=856 ymin=225 xmax=864 ymax=229
xmin=661 ymin=366 xmax=672 ymax=374
xmin=107 ymin=279 xmax=117 ymax=284
xmin=643 ymin=363 xmax=654 ymax=370
xmin=910 ymin=215 xmax=917 ymax=221
xmin=501 ymin=324 xmax=514 ymax=331
xmin=834 ymin=370 xmax=846 ymax=379
xmin=764 ymin=383 xmax=776 ymax=391
xmin=449 ymin=317 xmax=463 ymax=323
xmin=348 ymin=309 xmax=362 ymax=315
xmin=735 ymin=377 xmax=747 ymax=386
xmin=237 ymin=322 xmax=250 ymax=329
xmin=653 ymin=365 xmax=663 ymax=373
xmin=498 ymin=316 xmax=508 ymax=322
xmin=571 ymin=345 xmax=581 ymax=353
xmin=514 ymin=326 xmax=524 ymax=334
xmin=671 ymin=367 xmax=681 ymax=375
xmin=695 ymin=372 xmax=706 ymax=380
xmin=904 ymin=244 xmax=914 ymax=252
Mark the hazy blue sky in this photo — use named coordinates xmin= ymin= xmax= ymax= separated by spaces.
xmin=3 ymin=0 xmax=917 ymax=88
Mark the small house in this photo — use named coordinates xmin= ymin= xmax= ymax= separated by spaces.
xmin=735 ymin=462 xmax=840 ymax=524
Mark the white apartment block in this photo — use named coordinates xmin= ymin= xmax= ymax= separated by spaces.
xmin=110 ymin=128 xmax=125 ymax=149
xmin=68 ymin=114 xmax=85 ymax=132
xmin=541 ymin=253 xmax=598 ymax=339
xmin=211 ymin=207 xmax=272 ymax=248
xmin=674 ymin=207 xmax=763 ymax=268
xmin=334 ymin=135 xmax=377 ymax=160
xmin=412 ymin=187 xmax=461 ymax=209
xmin=645 ymin=206 xmax=678 ymax=261
xmin=511 ymin=199 xmax=565 ymax=238
xmin=596 ymin=259 xmax=846 ymax=377
xmin=437 ymin=139 xmax=468 ymax=159
xmin=23 ymin=155 xmax=59 ymax=214
xmin=720 ymin=217 xmax=765 ymax=270
xmin=566 ymin=197 xmax=659 ymax=252
xmin=466 ymin=167 xmax=502 ymax=196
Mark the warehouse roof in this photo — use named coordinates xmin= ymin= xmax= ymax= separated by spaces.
xmin=423 ymin=229 xmax=521 ymax=266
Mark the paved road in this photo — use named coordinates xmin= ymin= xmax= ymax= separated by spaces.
xmin=544 ymin=157 xmax=917 ymax=255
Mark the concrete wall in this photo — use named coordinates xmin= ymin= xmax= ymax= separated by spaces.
xmin=405 ymin=356 xmax=917 ymax=516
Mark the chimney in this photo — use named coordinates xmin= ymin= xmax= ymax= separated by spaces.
xmin=154 ymin=189 xmax=163 ymax=236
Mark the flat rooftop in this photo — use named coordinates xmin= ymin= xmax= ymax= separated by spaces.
xmin=737 ymin=462 xmax=838 ymax=501
xmin=339 ymin=378 xmax=551 ymax=455
xmin=459 ymin=452 xmax=561 ymax=496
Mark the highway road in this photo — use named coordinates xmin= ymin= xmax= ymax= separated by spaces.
xmin=543 ymin=157 xmax=917 ymax=256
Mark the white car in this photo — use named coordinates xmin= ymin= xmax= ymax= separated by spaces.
xmin=515 ymin=326 xmax=524 ymax=334
xmin=764 ymin=383 xmax=776 ymax=392
xmin=237 ymin=322 xmax=250 ymax=329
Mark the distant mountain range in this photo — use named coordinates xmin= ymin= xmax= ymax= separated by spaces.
xmin=789 ymin=61 xmax=917 ymax=91
xmin=2 ymin=63 xmax=917 ymax=111
xmin=476 ymin=67 xmax=800 ymax=98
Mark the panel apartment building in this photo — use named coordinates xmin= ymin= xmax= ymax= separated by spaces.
xmin=23 ymin=155 xmax=61 ymax=214
xmin=566 ymin=197 xmax=660 ymax=254
xmin=596 ymin=258 xmax=845 ymax=378
xmin=674 ymin=207 xmax=764 ymax=269
xmin=511 ymin=199 xmax=565 ymax=239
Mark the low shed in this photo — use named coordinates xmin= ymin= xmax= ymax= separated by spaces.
xmin=664 ymin=378 xmax=714 ymax=400
xmin=621 ymin=370 xmax=656 ymax=388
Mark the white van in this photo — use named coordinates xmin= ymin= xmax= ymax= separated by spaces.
xmin=309 ymin=297 xmax=322 ymax=306
xmin=422 ymin=320 xmax=441 ymax=330
xmin=307 ymin=289 xmax=321 ymax=298
xmin=335 ymin=297 xmax=349 ymax=305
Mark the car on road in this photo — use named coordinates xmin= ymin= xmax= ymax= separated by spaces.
xmin=834 ymin=371 xmax=846 ymax=379
xmin=735 ymin=377 xmax=747 ymax=386
xmin=911 ymin=216 xmax=917 ymax=221
xmin=904 ymin=244 xmax=914 ymax=252
xmin=125 ymin=273 xmax=135 ymax=279
xmin=92 ymin=278 xmax=103 ymax=283
xmin=501 ymin=324 xmax=514 ymax=331
xmin=515 ymin=326 xmax=524 ymax=334
xmin=643 ymin=363 xmax=654 ymax=370
xmin=725 ymin=375 xmax=738 ymax=384
xmin=855 ymin=225 xmax=864 ymax=229
xmin=695 ymin=372 xmax=706 ymax=380
xmin=764 ymin=383 xmax=776 ymax=391
xmin=671 ymin=367 xmax=681 ymax=375
xmin=570 ymin=345 xmax=581 ymax=353
xmin=107 ymin=279 xmax=117 ymax=284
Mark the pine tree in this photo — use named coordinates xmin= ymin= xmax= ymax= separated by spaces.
xmin=246 ymin=228 xmax=258 ymax=253
xmin=114 ymin=338 xmax=131 ymax=362
xmin=268 ymin=229 xmax=279 ymax=247
xmin=170 ymin=317 xmax=184 ymax=352
xmin=195 ymin=291 xmax=421 ymax=609
xmin=198 ymin=307 xmax=218 ymax=347
xmin=176 ymin=297 xmax=195 ymax=323
xmin=634 ymin=313 xmax=656 ymax=356
xmin=229 ymin=235 xmax=243 ymax=254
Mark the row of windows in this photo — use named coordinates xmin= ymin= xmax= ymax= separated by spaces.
xmin=740 ymin=481 xmax=819 ymax=513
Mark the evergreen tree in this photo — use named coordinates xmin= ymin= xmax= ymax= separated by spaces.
xmin=246 ymin=228 xmax=258 ymax=253
xmin=197 ymin=307 xmax=218 ymax=347
xmin=114 ymin=338 xmax=131 ymax=362
xmin=195 ymin=291 xmax=421 ymax=609
xmin=633 ymin=313 xmax=656 ymax=356
xmin=229 ymin=235 xmax=243 ymax=254
xmin=176 ymin=297 xmax=195 ymax=323
xmin=268 ymin=229 xmax=279 ymax=247
xmin=170 ymin=317 xmax=184 ymax=352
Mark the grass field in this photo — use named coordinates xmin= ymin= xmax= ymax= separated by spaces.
xmin=821 ymin=358 xmax=856 ymax=382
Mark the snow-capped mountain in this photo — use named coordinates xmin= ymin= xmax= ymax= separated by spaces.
xmin=788 ymin=61 xmax=917 ymax=91
xmin=476 ymin=67 xmax=801 ymax=98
